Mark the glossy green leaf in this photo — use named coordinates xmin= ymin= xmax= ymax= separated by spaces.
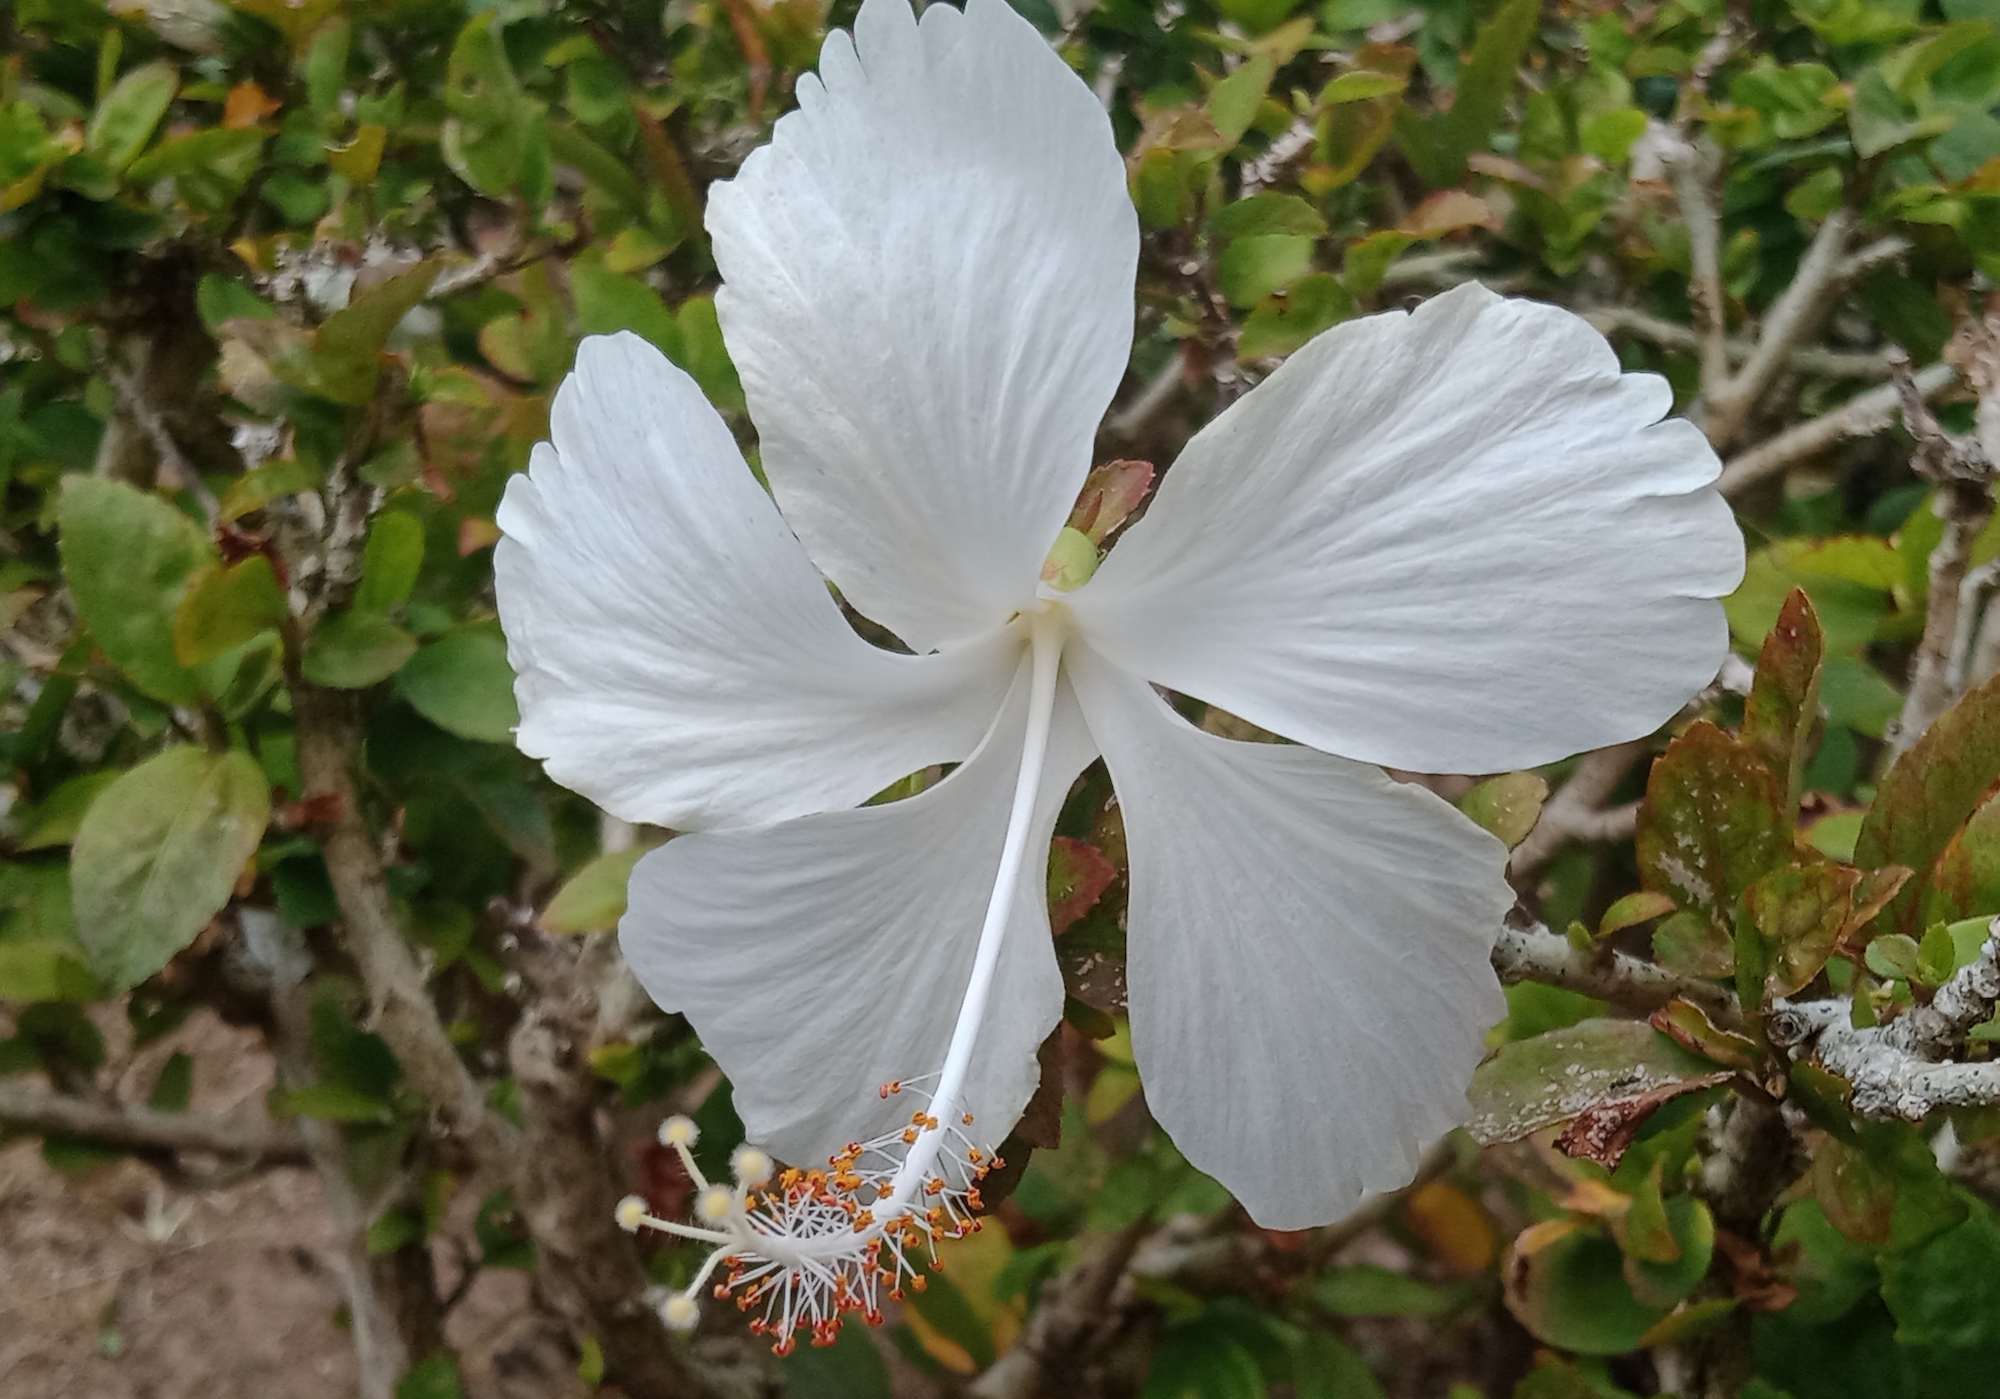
xmin=303 ymin=610 xmax=419 ymax=688
xmin=83 ymin=61 xmax=177 ymax=175
xmin=1458 ymin=771 xmax=1550 ymax=850
xmin=397 ymin=630 xmax=519 ymax=744
xmin=58 ymin=477 xmax=224 ymax=706
xmin=538 ymin=847 xmax=647 ymax=935
xmin=1637 ymin=722 xmax=1793 ymax=930
xmin=311 ymin=261 xmax=440 ymax=404
xmin=1741 ymin=589 xmax=1824 ymax=809
xmin=1505 ymin=1223 xmax=1672 ymax=1355
xmin=1855 ymin=672 xmax=2000 ymax=939
xmin=71 ymin=746 xmax=270 ymax=992
xmin=355 ymin=512 xmax=424 ymax=614
xmin=1237 ymin=273 xmax=1353 ymax=359
xmin=1466 ymin=1019 xmax=1725 ymax=1146
xmin=172 ymin=557 xmax=288 ymax=667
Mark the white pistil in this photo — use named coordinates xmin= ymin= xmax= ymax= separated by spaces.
xmin=617 ymin=612 xmax=1068 ymax=1352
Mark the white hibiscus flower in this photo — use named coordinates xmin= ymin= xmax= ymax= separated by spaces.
xmin=494 ymin=0 xmax=1742 ymax=1346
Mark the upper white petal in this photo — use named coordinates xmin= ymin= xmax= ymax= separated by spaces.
xmin=1068 ymin=283 xmax=1745 ymax=775
xmin=707 ymin=0 xmax=1139 ymax=651
xmin=494 ymin=333 xmax=1016 ymax=831
xmin=619 ymin=659 xmax=1097 ymax=1167
xmin=1067 ymin=646 xmax=1510 ymax=1229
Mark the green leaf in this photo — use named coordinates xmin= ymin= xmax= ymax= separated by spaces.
xmin=1341 ymin=230 xmax=1415 ymax=297
xmin=147 ymin=1050 xmax=193 ymax=1111
xmin=1855 ymin=671 xmax=2000 ymax=939
xmin=1865 ymin=933 xmax=1924 ymax=982
xmin=1637 ymin=722 xmax=1793 ymax=931
xmin=779 ymin=1320 xmax=894 ymax=1399
xmin=1850 ymin=68 xmax=1953 ymax=159
xmin=1624 ymin=1195 xmax=1716 ymax=1308
xmin=125 ymin=129 xmax=267 ymax=210
xmin=196 ymin=273 xmax=275 ymax=333
xmin=84 ymin=61 xmax=178 ymax=176
xmin=1457 ymin=771 xmax=1549 ymax=850
xmin=1505 ymin=1222 xmax=1672 ymax=1355
xmin=395 ymin=1353 xmax=464 ymax=1399
xmin=539 ymin=847 xmax=647 ymax=934
xmin=310 ymin=262 xmax=441 ymax=405
xmin=397 ymin=630 xmax=519 ymax=743
xmin=303 ymin=610 xmax=419 ymax=688
xmin=1320 ymin=70 xmax=1407 ymax=103
xmin=58 ymin=477 xmax=223 ymax=706
xmin=0 ymin=941 xmax=101 ymax=1003
xmin=1748 ymin=862 xmax=1861 ymax=999
xmin=367 ymin=1209 xmax=422 ymax=1255
xmin=355 ymin=512 xmax=424 ymax=614
xmin=572 ymin=266 xmax=682 ymax=359
xmin=1211 ymin=193 xmax=1329 ymax=239
xmin=172 ymin=557 xmax=289 ymax=667
xmin=1314 ymin=1263 xmax=1458 ymax=1316
xmin=1741 ymin=589 xmax=1824 ymax=810
xmin=1394 ymin=0 xmax=1538 ymax=186
xmin=1237 ymin=273 xmax=1354 ymax=359
xmin=1207 ymin=57 xmax=1275 ymax=148
xmin=1143 ymin=1320 xmax=1266 ymax=1399
xmin=1218 ymin=234 xmax=1316 ymax=308
xmin=71 ymin=747 xmax=270 ymax=992
xmin=12 ymin=771 xmax=122 ymax=851
xmin=1465 ymin=1019 xmax=1727 ymax=1146
xmin=219 ymin=457 xmax=322 ymax=521
xmin=904 ymin=1265 xmax=995 ymax=1369
xmin=1928 ymin=789 xmax=2000 ymax=923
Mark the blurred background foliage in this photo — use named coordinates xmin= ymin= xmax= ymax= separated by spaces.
xmin=7 ymin=0 xmax=2000 ymax=1396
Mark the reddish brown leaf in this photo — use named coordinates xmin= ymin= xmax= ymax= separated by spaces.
xmin=1855 ymin=671 xmax=2000 ymax=939
xmin=1067 ymin=460 xmax=1156 ymax=545
xmin=1748 ymin=862 xmax=1862 ymax=998
xmin=1713 ymin=1229 xmax=1801 ymax=1313
xmin=1637 ymin=722 xmax=1793 ymax=929
xmin=1741 ymin=589 xmax=1824 ymax=807
xmin=1556 ymin=1080 xmax=1726 ymax=1168
xmin=1650 ymin=999 xmax=1763 ymax=1072
xmin=1047 ymin=836 xmax=1118 ymax=936
xmin=1398 ymin=189 xmax=1500 ymax=239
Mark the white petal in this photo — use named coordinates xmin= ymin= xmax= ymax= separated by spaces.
xmin=1069 ymin=283 xmax=1744 ymax=775
xmin=1067 ymin=647 xmax=1510 ymax=1229
xmin=707 ymin=0 xmax=1138 ymax=651
xmin=619 ymin=661 xmax=1097 ymax=1167
xmin=495 ymin=333 xmax=1015 ymax=831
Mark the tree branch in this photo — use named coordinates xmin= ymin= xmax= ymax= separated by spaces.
xmin=286 ymin=678 xmax=522 ymax=1172
xmin=1702 ymin=210 xmax=1876 ymax=449
xmin=0 ymin=1082 xmax=307 ymax=1162
xmin=1509 ymin=740 xmax=1650 ymax=882
xmin=1885 ymin=348 xmax=1996 ymax=760
xmin=1492 ymin=922 xmax=1744 ymax=1028
xmin=1717 ymin=362 xmax=1959 ymax=498
xmin=1581 ymin=306 xmax=1894 ymax=381
xmin=1770 ymin=922 xmax=2000 ymax=1119
xmin=1665 ymin=139 xmax=1732 ymax=400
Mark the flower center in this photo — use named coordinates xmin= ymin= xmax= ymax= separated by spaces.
xmin=616 ymin=614 xmax=1068 ymax=1351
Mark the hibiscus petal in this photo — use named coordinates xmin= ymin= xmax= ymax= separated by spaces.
xmin=620 ymin=660 xmax=1096 ymax=1167
xmin=495 ymin=333 xmax=1015 ymax=831
xmin=1069 ymin=282 xmax=1744 ymax=775
xmin=1068 ymin=646 xmax=1510 ymax=1229
xmin=707 ymin=0 xmax=1138 ymax=651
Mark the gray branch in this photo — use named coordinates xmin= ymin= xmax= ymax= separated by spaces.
xmin=0 ymin=1082 xmax=307 ymax=1162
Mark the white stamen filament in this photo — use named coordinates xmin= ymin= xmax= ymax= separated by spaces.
xmin=618 ymin=612 xmax=1067 ymax=1351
